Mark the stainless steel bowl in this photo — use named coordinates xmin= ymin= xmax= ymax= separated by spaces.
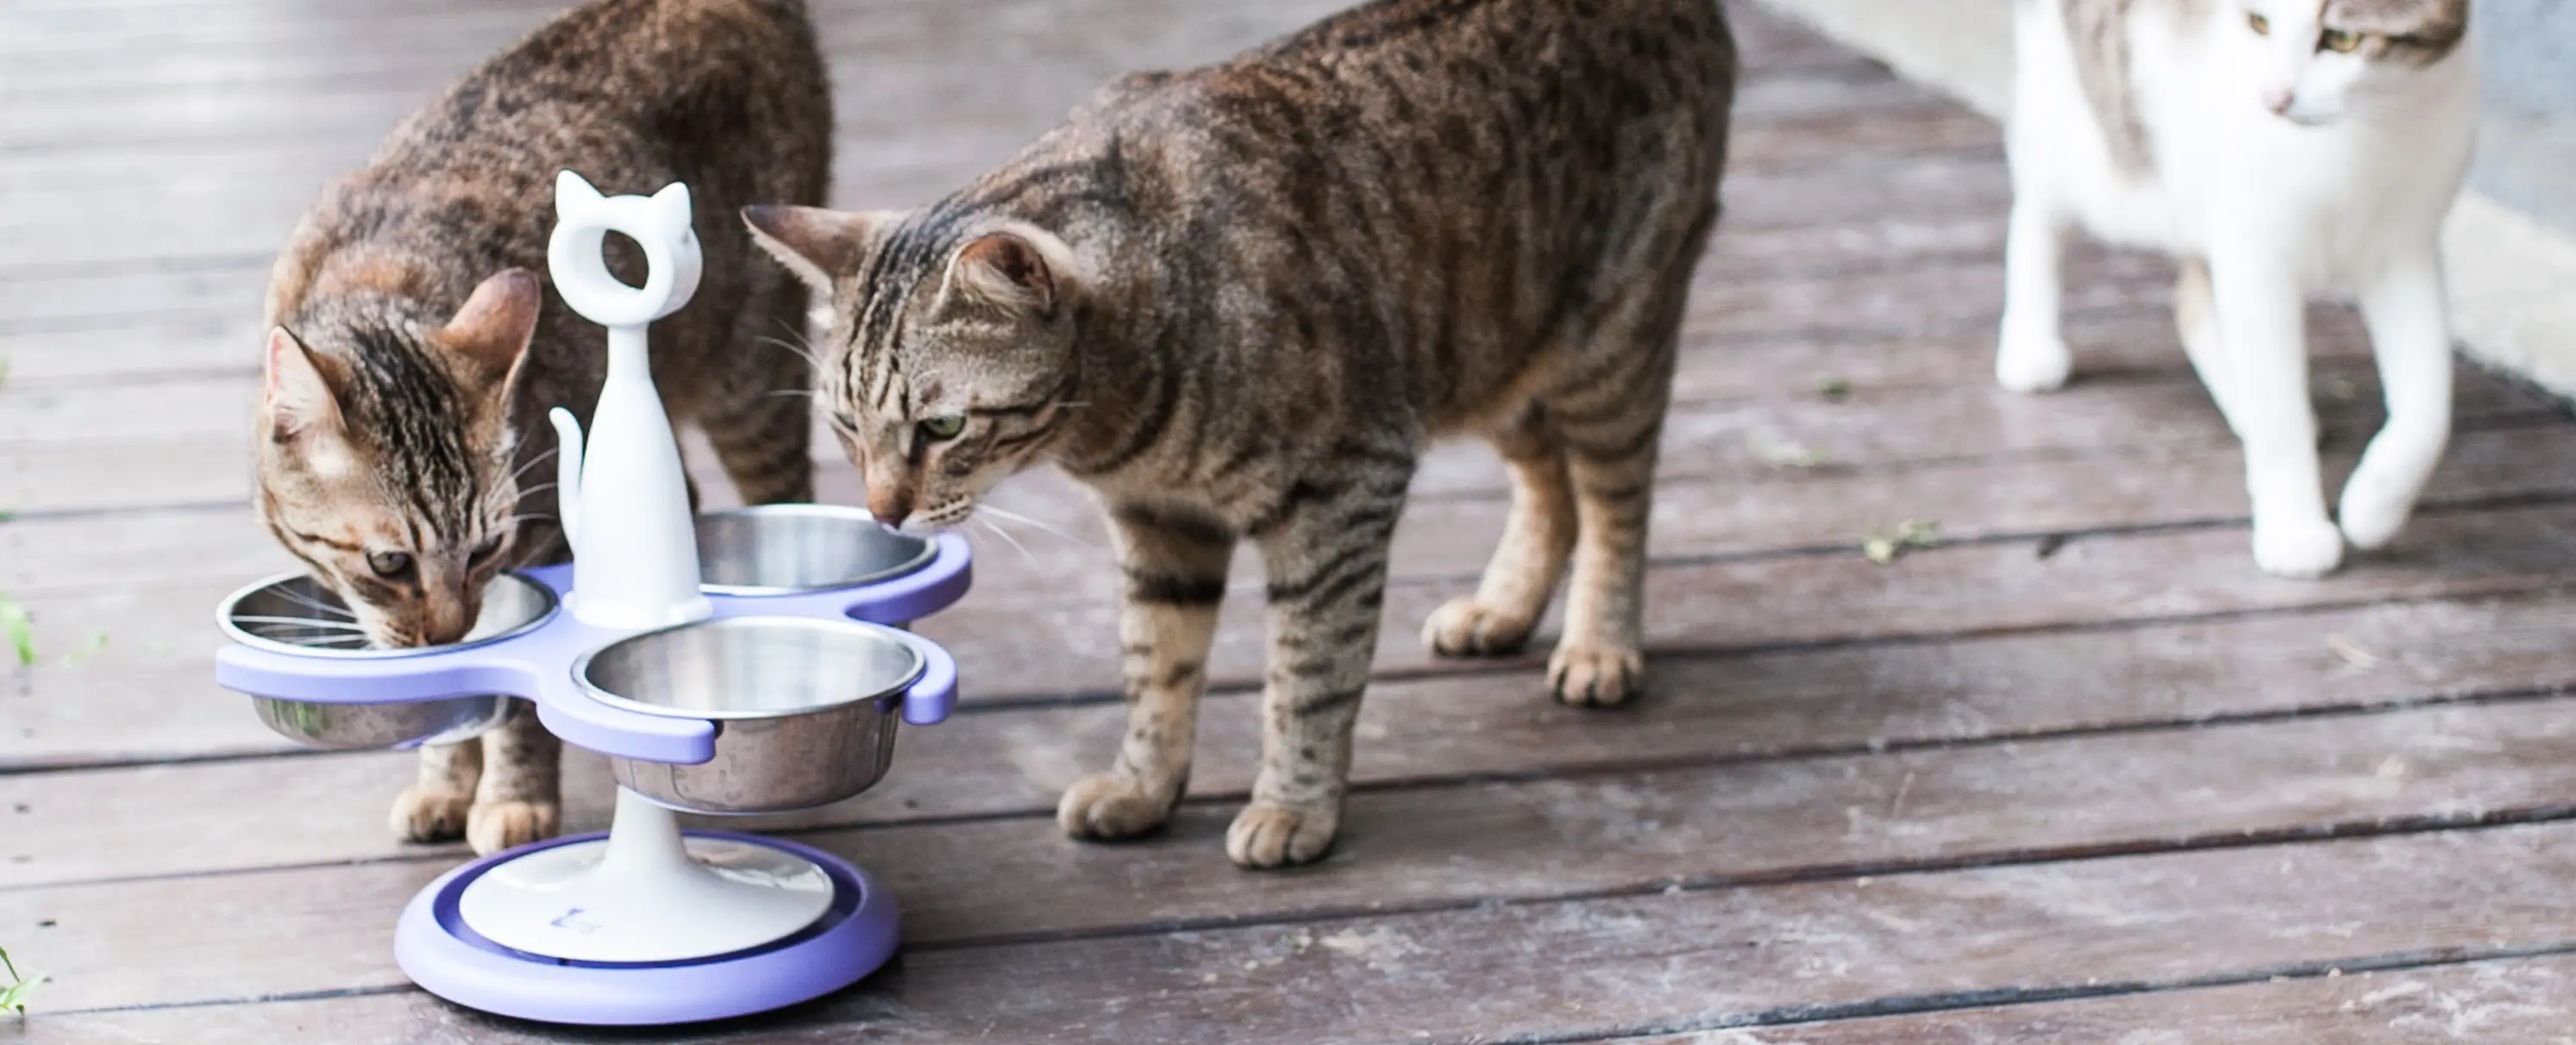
xmin=582 ymin=616 xmax=926 ymax=814
xmin=216 ymin=573 xmax=558 ymax=750
xmin=695 ymin=504 xmax=935 ymax=595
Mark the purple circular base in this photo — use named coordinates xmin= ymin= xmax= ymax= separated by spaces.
xmin=394 ymin=830 xmax=898 ymax=1026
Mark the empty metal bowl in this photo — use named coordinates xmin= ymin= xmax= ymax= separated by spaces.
xmin=581 ymin=616 xmax=925 ymax=814
xmin=216 ymin=573 xmax=558 ymax=750
xmin=695 ymin=504 xmax=935 ymax=595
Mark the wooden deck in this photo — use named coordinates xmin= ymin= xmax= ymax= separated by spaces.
xmin=7 ymin=1 xmax=2576 ymax=1041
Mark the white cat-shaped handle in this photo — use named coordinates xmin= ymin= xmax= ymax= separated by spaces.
xmin=543 ymin=171 xmax=712 ymax=631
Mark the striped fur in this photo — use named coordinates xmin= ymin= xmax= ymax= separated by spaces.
xmin=751 ymin=0 xmax=1736 ymax=867
xmin=256 ymin=0 xmax=831 ymax=855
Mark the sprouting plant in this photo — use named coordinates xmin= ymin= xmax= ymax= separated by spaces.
xmin=1746 ymin=430 xmax=1827 ymax=469
xmin=0 ymin=596 xmax=31 ymax=667
xmin=0 ymin=946 xmax=45 ymax=1015
xmin=1862 ymin=519 xmax=1940 ymax=566
xmin=1815 ymin=376 xmax=1852 ymax=401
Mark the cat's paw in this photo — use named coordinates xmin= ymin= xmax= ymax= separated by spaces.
xmin=1549 ymin=641 xmax=1645 ymax=707
xmin=1225 ymin=800 xmax=1339 ymax=869
xmin=465 ymin=799 xmax=560 ymax=856
xmin=2337 ymin=476 xmax=2417 ymax=551
xmin=2253 ymin=516 xmax=2345 ymax=579
xmin=1995 ymin=329 xmax=2072 ymax=394
xmin=1057 ymin=773 xmax=1177 ymax=841
xmin=389 ymin=785 xmax=474 ymax=844
xmin=1422 ymin=597 xmax=1535 ymax=657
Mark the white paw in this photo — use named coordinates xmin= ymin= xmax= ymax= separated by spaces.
xmin=1422 ymin=597 xmax=1536 ymax=657
xmin=389 ymin=785 xmax=473 ymax=844
xmin=1057 ymin=773 xmax=1177 ymax=841
xmin=2337 ymin=484 xmax=2416 ymax=551
xmin=465 ymin=799 xmax=560 ymax=855
xmin=1548 ymin=640 xmax=1645 ymax=707
xmin=2253 ymin=516 xmax=2345 ymax=579
xmin=1225 ymin=800 xmax=1340 ymax=869
xmin=1995 ymin=329 xmax=2072 ymax=393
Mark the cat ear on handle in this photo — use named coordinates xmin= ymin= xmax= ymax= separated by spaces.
xmin=261 ymin=327 xmax=348 ymax=441
xmin=433 ymin=268 xmax=543 ymax=390
xmin=741 ymin=204 xmax=901 ymax=293
xmin=946 ymin=223 xmax=1078 ymax=319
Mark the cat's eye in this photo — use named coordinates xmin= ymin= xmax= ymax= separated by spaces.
xmin=2247 ymin=12 xmax=2270 ymax=35
xmin=918 ymin=416 xmax=968 ymax=441
xmin=367 ymin=550 xmax=417 ymax=580
xmin=2319 ymin=28 xmax=2363 ymax=53
xmin=467 ymin=537 xmax=505 ymax=569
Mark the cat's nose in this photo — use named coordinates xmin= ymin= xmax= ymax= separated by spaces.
xmin=867 ymin=484 xmax=914 ymax=528
xmin=2263 ymin=88 xmax=2296 ymax=116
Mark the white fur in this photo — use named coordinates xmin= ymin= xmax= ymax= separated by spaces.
xmin=2000 ymin=0 xmax=2479 ymax=578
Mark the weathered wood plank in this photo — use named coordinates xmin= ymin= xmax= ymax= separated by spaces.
xmin=1599 ymin=955 xmax=2576 ymax=1044
xmin=9 ymin=792 xmax=2576 ymax=1036
xmin=11 ymin=480 xmax=2576 ymax=771
xmin=928 ymin=501 xmax=2576 ymax=700
xmin=7 ymin=585 xmax=2574 ymax=889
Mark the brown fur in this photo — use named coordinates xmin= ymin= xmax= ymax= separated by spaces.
xmin=750 ymin=0 xmax=1735 ymax=867
xmin=256 ymin=0 xmax=831 ymax=854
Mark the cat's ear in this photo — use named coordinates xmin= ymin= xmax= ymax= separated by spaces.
xmin=948 ymin=228 xmax=1072 ymax=318
xmin=262 ymin=327 xmax=348 ymax=441
xmin=743 ymin=205 xmax=899 ymax=293
xmin=434 ymin=268 xmax=543 ymax=391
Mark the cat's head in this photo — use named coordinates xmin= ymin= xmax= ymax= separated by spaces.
xmin=255 ymin=269 xmax=542 ymax=648
xmin=2235 ymin=0 xmax=2470 ymax=124
xmin=743 ymin=204 xmax=1084 ymax=529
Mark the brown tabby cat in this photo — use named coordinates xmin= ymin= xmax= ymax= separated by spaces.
xmin=257 ymin=0 xmax=830 ymax=854
xmin=747 ymin=0 xmax=1735 ymax=867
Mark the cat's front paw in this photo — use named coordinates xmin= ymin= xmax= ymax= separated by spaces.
xmin=1057 ymin=773 xmax=1178 ymax=841
xmin=1549 ymin=641 xmax=1645 ymax=707
xmin=1994 ymin=329 xmax=2072 ymax=394
xmin=2337 ymin=475 xmax=2417 ymax=551
xmin=2253 ymin=516 xmax=2345 ymax=579
xmin=1225 ymin=800 xmax=1339 ymax=869
xmin=466 ymin=799 xmax=560 ymax=855
xmin=1422 ymin=597 xmax=1536 ymax=657
xmin=389 ymin=785 xmax=474 ymax=844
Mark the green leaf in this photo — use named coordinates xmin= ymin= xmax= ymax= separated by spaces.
xmin=0 ymin=946 xmax=42 ymax=1015
xmin=0 ymin=596 xmax=31 ymax=667
xmin=1815 ymin=376 xmax=1852 ymax=400
xmin=1861 ymin=519 xmax=1942 ymax=566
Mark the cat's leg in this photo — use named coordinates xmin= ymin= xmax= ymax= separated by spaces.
xmin=2174 ymin=256 xmax=2241 ymax=432
xmin=1423 ymin=408 xmax=1574 ymax=656
xmin=1235 ymin=455 xmax=1413 ymax=867
xmin=1996 ymin=187 xmax=2076 ymax=393
xmin=702 ymin=301 xmax=817 ymax=504
xmin=2338 ymin=246 xmax=2453 ymax=549
xmin=1057 ymin=504 xmax=1232 ymax=842
xmin=388 ymin=740 xmax=480 ymax=843
xmin=2208 ymin=246 xmax=2342 ymax=578
xmin=1539 ymin=278 xmax=1684 ymax=708
xmin=465 ymin=701 xmax=561 ymax=855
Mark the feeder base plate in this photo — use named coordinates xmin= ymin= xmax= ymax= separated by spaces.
xmin=395 ymin=831 xmax=897 ymax=1025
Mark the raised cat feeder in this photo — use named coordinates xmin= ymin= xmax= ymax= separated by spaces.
xmin=210 ymin=172 xmax=971 ymax=1026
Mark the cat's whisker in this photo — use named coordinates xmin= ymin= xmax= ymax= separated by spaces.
xmin=272 ymin=588 xmax=358 ymax=619
xmin=974 ymin=516 xmax=1035 ymax=561
xmin=976 ymin=504 xmax=1094 ymax=548
xmin=234 ymin=616 xmax=370 ymax=631
xmin=755 ymin=334 xmax=822 ymax=369
xmin=505 ymin=513 xmax=560 ymax=529
xmin=506 ymin=447 xmax=561 ymax=485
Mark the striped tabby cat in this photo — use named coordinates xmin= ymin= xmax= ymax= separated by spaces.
xmin=747 ymin=0 xmax=1736 ymax=867
xmin=256 ymin=0 xmax=830 ymax=854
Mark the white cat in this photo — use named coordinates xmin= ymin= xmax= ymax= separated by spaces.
xmin=1999 ymin=0 xmax=2479 ymax=578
